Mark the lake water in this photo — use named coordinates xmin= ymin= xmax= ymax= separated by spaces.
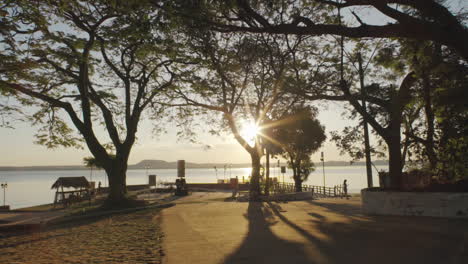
xmin=0 ymin=165 xmax=385 ymax=209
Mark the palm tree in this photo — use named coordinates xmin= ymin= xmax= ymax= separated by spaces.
xmin=83 ymin=157 xmax=103 ymax=182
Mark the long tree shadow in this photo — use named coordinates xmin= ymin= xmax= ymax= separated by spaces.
xmin=267 ymin=201 xmax=468 ymax=264
xmin=305 ymin=199 xmax=362 ymax=218
xmin=223 ymin=202 xmax=315 ymax=264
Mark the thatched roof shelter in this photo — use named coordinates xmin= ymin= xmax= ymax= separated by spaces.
xmin=51 ymin=176 xmax=90 ymax=190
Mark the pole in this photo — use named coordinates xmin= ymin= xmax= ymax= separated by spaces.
xmin=358 ymin=52 xmax=373 ymax=188
xmin=277 ymin=159 xmax=280 ymax=179
xmin=2 ymin=183 xmax=6 ymax=206
xmin=265 ymin=149 xmax=270 ymax=196
xmin=321 ymin=152 xmax=326 ymax=187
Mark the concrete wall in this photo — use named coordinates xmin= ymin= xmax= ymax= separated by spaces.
xmin=187 ymin=183 xmax=250 ymax=191
xmin=237 ymin=191 xmax=314 ymax=202
xmin=361 ymin=189 xmax=468 ymax=218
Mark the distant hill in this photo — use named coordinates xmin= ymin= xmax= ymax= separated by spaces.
xmin=0 ymin=159 xmax=388 ymax=171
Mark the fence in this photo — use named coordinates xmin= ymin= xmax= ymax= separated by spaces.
xmin=264 ymin=182 xmax=347 ymax=198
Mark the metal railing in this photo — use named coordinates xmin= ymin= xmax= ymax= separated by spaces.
xmin=263 ymin=182 xmax=347 ymax=198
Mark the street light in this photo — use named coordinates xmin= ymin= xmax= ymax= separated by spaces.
xmin=1 ymin=182 xmax=7 ymax=206
xmin=321 ymin=152 xmax=326 ymax=187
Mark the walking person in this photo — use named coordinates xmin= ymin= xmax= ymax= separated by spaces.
xmin=343 ymin=179 xmax=348 ymax=199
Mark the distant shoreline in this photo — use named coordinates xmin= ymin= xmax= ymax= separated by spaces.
xmin=0 ymin=159 xmax=388 ymax=171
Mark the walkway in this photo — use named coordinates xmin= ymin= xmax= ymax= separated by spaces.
xmin=161 ymin=192 xmax=468 ymax=264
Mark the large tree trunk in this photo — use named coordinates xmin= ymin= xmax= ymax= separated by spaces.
xmin=387 ymin=136 xmax=403 ymax=189
xmin=358 ymin=52 xmax=373 ymax=188
xmin=104 ymin=153 xmax=129 ymax=203
xmin=294 ymin=181 xmax=302 ymax=192
xmin=422 ymin=75 xmax=437 ymax=170
xmin=250 ymin=152 xmax=261 ymax=199
xmin=387 ymin=115 xmax=403 ymax=189
xmin=292 ymin=161 xmax=302 ymax=192
xmin=294 ymin=175 xmax=303 ymax=192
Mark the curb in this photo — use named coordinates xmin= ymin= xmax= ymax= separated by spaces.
xmin=49 ymin=202 xmax=176 ymax=225
xmin=0 ymin=202 xmax=175 ymax=233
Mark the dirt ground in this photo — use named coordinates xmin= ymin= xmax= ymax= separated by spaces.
xmin=0 ymin=208 xmax=164 ymax=264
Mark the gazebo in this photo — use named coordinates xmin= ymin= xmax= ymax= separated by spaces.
xmin=52 ymin=176 xmax=92 ymax=206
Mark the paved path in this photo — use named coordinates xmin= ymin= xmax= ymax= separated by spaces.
xmin=161 ymin=192 xmax=468 ymax=264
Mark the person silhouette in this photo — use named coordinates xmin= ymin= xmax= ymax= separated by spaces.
xmin=343 ymin=179 xmax=348 ymax=199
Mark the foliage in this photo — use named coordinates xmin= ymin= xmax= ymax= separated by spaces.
xmin=177 ymin=0 xmax=468 ymax=62
xmin=83 ymin=156 xmax=104 ymax=169
xmin=374 ymin=39 xmax=468 ymax=181
xmin=171 ymin=26 xmax=321 ymax=195
xmin=270 ymin=106 xmax=326 ymax=187
xmin=1 ymin=0 xmax=178 ymax=202
xmin=330 ymin=125 xmax=385 ymax=162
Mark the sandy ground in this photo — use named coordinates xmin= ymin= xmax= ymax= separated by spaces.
xmin=161 ymin=192 xmax=468 ymax=264
xmin=0 ymin=208 xmax=163 ymax=264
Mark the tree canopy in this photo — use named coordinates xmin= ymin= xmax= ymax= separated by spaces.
xmin=1 ymin=0 xmax=178 ymax=203
xmin=270 ymin=106 xmax=326 ymax=191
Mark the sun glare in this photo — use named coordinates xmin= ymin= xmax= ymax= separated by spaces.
xmin=241 ymin=121 xmax=260 ymax=145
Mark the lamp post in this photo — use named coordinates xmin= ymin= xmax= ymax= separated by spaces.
xmin=321 ymin=152 xmax=326 ymax=187
xmin=277 ymin=159 xmax=280 ymax=179
xmin=1 ymin=182 xmax=7 ymax=206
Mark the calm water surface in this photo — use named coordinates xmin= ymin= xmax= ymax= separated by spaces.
xmin=0 ymin=165 xmax=385 ymax=209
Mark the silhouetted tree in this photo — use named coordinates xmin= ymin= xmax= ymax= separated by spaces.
xmin=172 ymin=32 xmax=310 ymax=198
xmin=1 ymin=1 xmax=177 ymax=204
xmin=271 ymin=107 xmax=326 ymax=192
xmin=173 ymin=0 xmax=468 ymax=61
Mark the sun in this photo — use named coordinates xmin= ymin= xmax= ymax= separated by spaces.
xmin=241 ymin=121 xmax=260 ymax=145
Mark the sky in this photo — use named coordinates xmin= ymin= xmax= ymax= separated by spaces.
xmin=2 ymin=1 xmax=465 ymax=167
xmin=0 ymin=100 xmax=360 ymax=166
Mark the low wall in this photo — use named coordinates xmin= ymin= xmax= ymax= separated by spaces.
xmin=187 ymin=183 xmax=250 ymax=191
xmin=100 ymin=183 xmax=250 ymax=193
xmin=237 ymin=191 xmax=314 ymax=202
xmin=361 ymin=189 xmax=468 ymax=218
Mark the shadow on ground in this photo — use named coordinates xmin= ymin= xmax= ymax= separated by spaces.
xmin=224 ymin=200 xmax=468 ymax=264
xmin=224 ymin=202 xmax=313 ymax=264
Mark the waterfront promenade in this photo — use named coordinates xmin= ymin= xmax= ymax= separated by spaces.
xmin=1 ymin=192 xmax=467 ymax=263
xmin=162 ymin=192 xmax=468 ymax=264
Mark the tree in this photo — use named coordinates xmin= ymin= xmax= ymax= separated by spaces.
xmin=172 ymin=31 xmax=308 ymax=198
xmin=83 ymin=156 xmax=103 ymax=182
xmin=1 ymin=1 xmax=176 ymax=204
xmin=377 ymin=39 xmax=468 ymax=181
xmin=166 ymin=0 xmax=467 ymax=187
xmin=271 ymin=107 xmax=326 ymax=192
xmin=177 ymin=0 xmax=468 ymax=62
